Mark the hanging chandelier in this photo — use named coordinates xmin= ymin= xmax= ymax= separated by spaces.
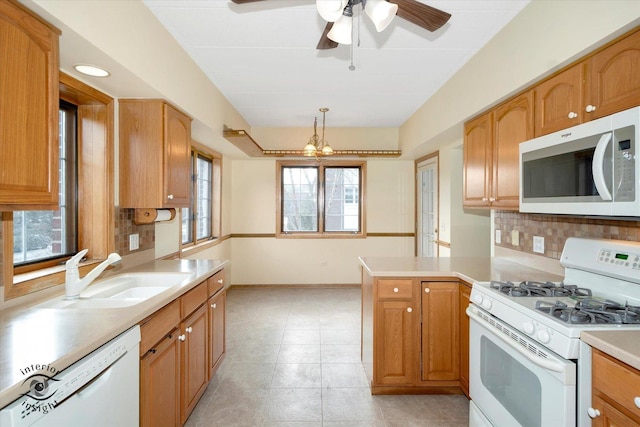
xmin=303 ymin=107 xmax=334 ymax=157
xmin=317 ymin=0 xmax=398 ymax=45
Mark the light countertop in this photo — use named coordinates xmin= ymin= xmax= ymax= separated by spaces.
xmin=0 ymin=258 xmax=227 ymax=408
xmin=581 ymin=330 xmax=640 ymax=371
xmin=359 ymin=256 xmax=564 ymax=284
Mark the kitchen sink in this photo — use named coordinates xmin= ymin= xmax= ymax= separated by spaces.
xmin=37 ymin=272 xmax=191 ymax=309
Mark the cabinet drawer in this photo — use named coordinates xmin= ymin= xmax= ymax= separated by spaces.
xmin=208 ymin=269 xmax=225 ymax=297
xmin=377 ymin=279 xmax=414 ymax=299
xmin=593 ymin=349 xmax=640 ymax=417
xmin=181 ymin=281 xmax=207 ymax=318
xmin=140 ymin=299 xmax=180 ymax=355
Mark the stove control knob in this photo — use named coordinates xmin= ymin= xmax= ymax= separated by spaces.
xmin=537 ymin=330 xmax=551 ymax=343
xmin=472 ymin=294 xmax=483 ymax=305
xmin=523 ymin=322 xmax=535 ymax=335
xmin=481 ymin=299 xmax=492 ymax=310
xmin=587 ymin=408 xmax=601 ymax=419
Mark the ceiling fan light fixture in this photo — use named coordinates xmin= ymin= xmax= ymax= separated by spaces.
xmin=365 ymin=0 xmax=398 ymax=32
xmin=327 ymin=15 xmax=352 ymax=45
xmin=317 ymin=0 xmax=348 ymax=22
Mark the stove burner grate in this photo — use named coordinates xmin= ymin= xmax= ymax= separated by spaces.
xmin=535 ymin=299 xmax=640 ymax=324
xmin=490 ymin=280 xmax=592 ymax=298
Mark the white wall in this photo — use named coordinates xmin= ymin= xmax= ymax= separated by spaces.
xmin=230 ymin=157 xmax=414 ymax=285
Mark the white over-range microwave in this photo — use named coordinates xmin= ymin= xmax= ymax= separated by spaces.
xmin=520 ymin=106 xmax=639 ymax=218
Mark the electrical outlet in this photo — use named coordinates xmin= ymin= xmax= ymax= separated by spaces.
xmin=511 ymin=230 xmax=520 ymax=246
xmin=533 ymin=236 xmax=544 ymax=254
xmin=129 ymin=233 xmax=139 ymax=251
xmin=495 ymin=230 xmax=502 ymax=244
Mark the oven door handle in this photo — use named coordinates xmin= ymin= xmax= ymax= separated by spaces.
xmin=466 ymin=306 xmax=565 ymax=373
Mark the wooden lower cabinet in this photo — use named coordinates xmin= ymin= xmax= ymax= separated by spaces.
xmin=459 ymin=282 xmax=471 ymax=397
xmin=590 ymin=349 xmax=640 ymax=426
xmin=141 ymin=330 xmax=181 ymax=427
xmin=363 ymin=273 xmax=464 ymax=394
xmin=180 ymin=304 xmax=208 ymax=424
xmin=208 ymin=290 xmax=226 ymax=378
xmin=140 ymin=269 xmax=226 ymax=427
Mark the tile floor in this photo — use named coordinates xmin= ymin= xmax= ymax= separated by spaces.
xmin=185 ymin=287 xmax=469 ymax=426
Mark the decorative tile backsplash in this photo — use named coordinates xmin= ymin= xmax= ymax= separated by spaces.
xmin=494 ymin=211 xmax=640 ymax=259
xmin=115 ymin=208 xmax=155 ymax=256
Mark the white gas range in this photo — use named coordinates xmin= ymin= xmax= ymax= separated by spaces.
xmin=467 ymin=237 xmax=640 ymax=427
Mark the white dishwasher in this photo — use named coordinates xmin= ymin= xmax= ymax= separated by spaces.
xmin=1 ymin=325 xmax=140 ymax=427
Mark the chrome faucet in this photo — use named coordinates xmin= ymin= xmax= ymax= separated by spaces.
xmin=65 ymin=249 xmax=122 ymax=299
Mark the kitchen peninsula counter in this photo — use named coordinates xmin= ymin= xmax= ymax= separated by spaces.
xmin=0 ymin=258 xmax=227 ymax=408
xmin=359 ymin=256 xmax=563 ymax=284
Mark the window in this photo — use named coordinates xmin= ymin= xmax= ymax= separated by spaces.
xmin=181 ymin=145 xmax=221 ymax=248
xmin=13 ymin=101 xmax=78 ymax=268
xmin=3 ymin=73 xmax=114 ymax=301
xmin=277 ymin=161 xmax=366 ymax=237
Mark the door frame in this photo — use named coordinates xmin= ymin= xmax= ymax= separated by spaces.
xmin=415 ymin=151 xmax=439 ymax=257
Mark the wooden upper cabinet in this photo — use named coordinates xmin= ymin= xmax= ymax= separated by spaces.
xmin=119 ymin=99 xmax=191 ymax=208
xmin=493 ymin=91 xmax=533 ymax=209
xmin=463 ymin=112 xmax=493 ymax=207
xmin=586 ymin=29 xmax=640 ymax=120
xmin=0 ymin=0 xmax=60 ymax=210
xmin=534 ymin=63 xmax=584 ymax=136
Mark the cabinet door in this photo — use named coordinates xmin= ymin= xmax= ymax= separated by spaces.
xmin=374 ymin=300 xmax=418 ymax=386
xmin=421 ymin=282 xmax=459 ymax=381
xmin=492 ymin=92 xmax=533 ymax=209
xmin=459 ymin=283 xmax=471 ymax=397
xmin=140 ymin=331 xmax=180 ymax=427
xmin=208 ymin=290 xmax=226 ymax=379
xmin=180 ymin=304 xmax=208 ymax=424
xmin=163 ymin=104 xmax=191 ymax=207
xmin=0 ymin=1 xmax=60 ymax=209
xmin=587 ymin=29 xmax=640 ymax=120
xmin=591 ymin=394 xmax=640 ymax=427
xmin=534 ymin=63 xmax=584 ymax=136
xmin=463 ymin=112 xmax=493 ymax=207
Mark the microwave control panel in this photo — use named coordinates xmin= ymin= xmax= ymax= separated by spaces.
xmin=613 ymin=125 xmax=636 ymax=201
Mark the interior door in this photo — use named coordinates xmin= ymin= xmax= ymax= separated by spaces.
xmin=417 ymin=156 xmax=438 ymax=257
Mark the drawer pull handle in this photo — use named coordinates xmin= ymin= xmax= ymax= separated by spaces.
xmin=425 ymin=288 xmax=430 ymax=293
xmin=393 ymin=287 xmax=399 ymax=293
xmin=211 ymin=303 xmax=217 ymax=309
xmin=634 ymin=397 xmax=640 ymax=409
xmin=149 ymin=349 xmax=156 ymax=354
xmin=585 ymin=104 xmax=597 ymax=113
xmin=407 ymin=307 xmax=412 ymax=313
xmin=178 ymin=334 xmax=186 ymax=342
xmin=568 ymin=111 xmax=578 ymax=119
xmin=587 ymin=408 xmax=600 ymax=419
xmin=186 ymin=327 xmax=193 ymax=333
xmin=217 ymin=279 xmax=223 ymax=284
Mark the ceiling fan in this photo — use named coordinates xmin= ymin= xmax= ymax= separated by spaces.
xmin=231 ymin=0 xmax=451 ymax=49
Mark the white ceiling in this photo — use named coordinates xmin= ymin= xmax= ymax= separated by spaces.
xmin=143 ymin=0 xmax=529 ymax=128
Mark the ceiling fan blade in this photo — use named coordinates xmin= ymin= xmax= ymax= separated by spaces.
xmin=391 ymin=0 xmax=451 ymax=32
xmin=317 ymin=22 xmax=339 ymax=50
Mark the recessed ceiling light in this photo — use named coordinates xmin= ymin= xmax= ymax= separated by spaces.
xmin=73 ymin=64 xmax=110 ymax=77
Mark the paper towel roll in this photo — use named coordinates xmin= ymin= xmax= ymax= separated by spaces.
xmin=156 ymin=209 xmax=174 ymax=222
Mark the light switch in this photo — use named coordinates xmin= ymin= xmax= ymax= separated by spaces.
xmin=511 ymin=230 xmax=519 ymax=246
xmin=495 ymin=230 xmax=502 ymax=244
xmin=129 ymin=233 xmax=139 ymax=251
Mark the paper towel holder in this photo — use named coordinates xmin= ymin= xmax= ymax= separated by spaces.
xmin=134 ymin=208 xmax=176 ymax=225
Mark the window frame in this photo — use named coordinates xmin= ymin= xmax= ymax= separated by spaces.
xmin=180 ymin=142 xmax=222 ymax=252
xmin=3 ymin=73 xmax=115 ymax=301
xmin=276 ymin=160 xmax=366 ymax=239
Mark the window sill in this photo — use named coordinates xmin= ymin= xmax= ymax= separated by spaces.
xmin=180 ymin=236 xmax=227 ymax=257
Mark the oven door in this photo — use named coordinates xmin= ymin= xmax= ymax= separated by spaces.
xmin=467 ymin=306 xmax=577 ymax=427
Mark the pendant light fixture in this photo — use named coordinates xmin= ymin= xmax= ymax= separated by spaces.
xmin=303 ymin=108 xmax=334 ymax=157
